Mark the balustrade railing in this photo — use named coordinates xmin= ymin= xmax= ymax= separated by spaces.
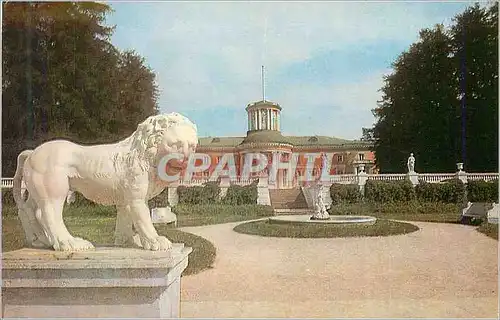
xmin=1 ymin=172 xmax=498 ymax=189
xmin=328 ymin=174 xmax=357 ymax=184
xmin=418 ymin=173 xmax=456 ymax=183
xmin=466 ymin=173 xmax=499 ymax=182
xmin=367 ymin=174 xmax=406 ymax=181
xmin=2 ymin=178 xmax=13 ymax=188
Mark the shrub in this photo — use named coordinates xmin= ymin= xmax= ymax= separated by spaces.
xmin=415 ymin=179 xmax=466 ymax=204
xmin=222 ymin=180 xmax=258 ymax=205
xmin=71 ymin=191 xmax=99 ymax=207
xmin=177 ymin=181 xmax=221 ymax=205
xmin=148 ymin=188 xmax=170 ymax=208
xmin=372 ymin=201 xmax=460 ymax=216
xmin=467 ymin=179 xmax=499 ymax=203
xmin=203 ymin=181 xmax=221 ymax=203
xmin=1 ymin=188 xmax=104 ymax=208
xmin=329 ymin=184 xmax=361 ymax=205
xmin=172 ymin=203 xmax=273 ymax=217
xmin=327 ymin=203 xmax=371 ymax=216
xmin=364 ymin=179 xmax=416 ymax=203
xmin=2 ymin=189 xmax=16 ymax=207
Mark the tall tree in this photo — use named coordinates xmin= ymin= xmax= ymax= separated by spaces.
xmin=372 ymin=25 xmax=457 ymax=173
xmin=2 ymin=2 xmax=159 ymax=176
xmin=450 ymin=2 xmax=498 ymax=172
xmin=369 ymin=3 xmax=498 ymax=173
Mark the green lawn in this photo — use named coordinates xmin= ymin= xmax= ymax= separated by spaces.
xmin=233 ymin=218 xmax=419 ymax=238
xmin=2 ymin=214 xmax=216 ymax=276
xmin=328 ymin=202 xmax=463 ymax=223
xmin=172 ymin=204 xmax=274 ymax=226
xmin=1 ymin=203 xmax=273 ymax=276
xmin=476 ymin=222 xmax=499 ymax=240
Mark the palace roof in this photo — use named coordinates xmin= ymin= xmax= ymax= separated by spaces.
xmin=197 ymin=134 xmax=372 ymax=149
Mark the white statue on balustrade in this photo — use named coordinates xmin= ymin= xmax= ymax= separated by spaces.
xmin=12 ymin=112 xmax=198 ymax=252
xmin=407 ymin=153 xmax=416 ymax=173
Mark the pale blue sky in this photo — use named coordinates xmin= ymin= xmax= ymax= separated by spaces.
xmin=106 ymin=1 xmax=475 ymax=139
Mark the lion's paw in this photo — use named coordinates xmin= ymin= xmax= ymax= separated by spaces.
xmin=54 ymin=237 xmax=95 ymax=252
xmin=140 ymin=235 xmax=172 ymax=251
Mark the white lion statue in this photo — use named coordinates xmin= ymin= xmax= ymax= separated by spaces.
xmin=13 ymin=112 xmax=197 ymax=251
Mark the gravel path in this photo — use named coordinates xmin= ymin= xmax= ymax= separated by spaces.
xmin=179 ymin=220 xmax=498 ymax=318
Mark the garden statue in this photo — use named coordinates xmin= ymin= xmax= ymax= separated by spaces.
xmin=311 ymin=186 xmax=330 ymax=220
xmin=12 ymin=112 xmax=198 ymax=252
xmin=407 ymin=153 xmax=416 ymax=173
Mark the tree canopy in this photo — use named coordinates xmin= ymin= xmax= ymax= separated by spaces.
xmin=2 ymin=2 xmax=159 ymax=176
xmin=367 ymin=3 xmax=498 ymax=173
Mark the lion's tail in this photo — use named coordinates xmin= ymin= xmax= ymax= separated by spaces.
xmin=13 ymin=150 xmax=33 ymax=210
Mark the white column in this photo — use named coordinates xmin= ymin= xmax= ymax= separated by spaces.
xmin=274 ymin=111 xmax=277 ymax=130
xmin=259 ymin=110 xmax=263 ymax=130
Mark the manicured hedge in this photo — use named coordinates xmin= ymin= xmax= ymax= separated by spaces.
xmin=177 ymin=181 xmax=221 ymax=205
xmin=1 ymin=189 xmax=15 ymax=207
xmin=364 ymin=179 xmax=416 ymax=203
xmin=172 ymin=203 xmax=272 ymax=217
xmin=329 ymin=184 xmax=361 ymax=205
xmin=467 ymin=179 xmax=499 ymax=203
xmin=330 ymin=178 xmax=469 ymax=205
xmin=148 ymin=188 xmax=170 ymax=208
xmin=71 ymin=191 xmax=99 ymax=207
xmin=222 ymin=180 xmax=258 ymax=205
xmin=415 ymin=179 xmax=466 ymax=204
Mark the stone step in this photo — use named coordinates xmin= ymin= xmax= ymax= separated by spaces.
xmin=269 ymin=188 xmax=310 ymax=210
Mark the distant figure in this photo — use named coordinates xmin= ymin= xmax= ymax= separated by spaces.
xmin=407 ymin=153 xmax=415 ymax=173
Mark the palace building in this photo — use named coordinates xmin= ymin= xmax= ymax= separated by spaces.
xmin=195 ymin=98 xmax=377 ymax=189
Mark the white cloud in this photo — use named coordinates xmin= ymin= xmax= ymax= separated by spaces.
xmin=277 ymin=70 xmax=389 ymax=139
xmin=109 ymin=1 xmax=473 ymax=137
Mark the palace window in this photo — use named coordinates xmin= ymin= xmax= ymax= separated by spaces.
xmin=337 ymin=155 xmax=343 ymax=162
xmin=359 ymin=153 xmax=365 ymax=161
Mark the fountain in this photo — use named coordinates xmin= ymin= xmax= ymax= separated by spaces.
xmin=268 ymin=183 xmax=377 ymax=225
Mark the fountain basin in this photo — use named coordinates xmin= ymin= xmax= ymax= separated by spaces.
xmin=269 ymin=215 xmax=377 ymax=225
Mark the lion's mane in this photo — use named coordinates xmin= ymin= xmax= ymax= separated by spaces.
xmin=114 ymin=112 xmax=197 ymax=174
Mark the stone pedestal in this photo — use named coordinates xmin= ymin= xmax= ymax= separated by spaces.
xmin=167 ymin=186 xmax=179 ymax=206
xmin=407 ymin=172 xmax=419 ymax=186
xmin=2 ymin=244 xmax=192 ymax=318
xmin=257 ymin=177 xmax=271 ymax=206
xmin=151 ymin=206 xmax=177 ymax=226
xmin=487 ymin=203 xmax=499 ymax=224
xmin=219 ymin=176 xmax=231 ymax=200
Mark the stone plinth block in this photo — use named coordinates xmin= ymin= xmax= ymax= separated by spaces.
xmin=2 ymin=244 xmax=192 ymax=318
